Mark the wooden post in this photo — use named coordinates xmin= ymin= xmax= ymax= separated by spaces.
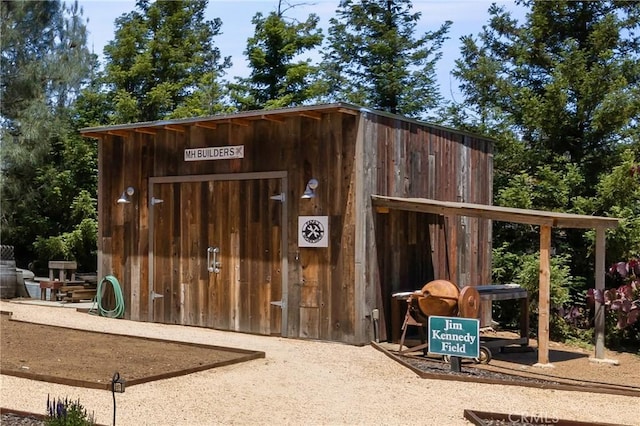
xmin=594 ymin=226 xmax=606 ymax=359
xmin=590 ymin=226 xmax=619 ymax=365
xmin=537 ymin=225 xmax=552 ymax=366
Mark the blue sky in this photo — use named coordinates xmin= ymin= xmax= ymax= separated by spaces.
xmin=78 ymin=0 xmax=526 ymax=103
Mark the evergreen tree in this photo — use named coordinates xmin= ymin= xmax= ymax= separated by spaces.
xmin=102 ymin=0 xmax=231 ymax=123
xmin=230 ymin=1 xmax=323 ymax=110
xmin=321 ymin=0 xmax=450 ymax=118
xmin=451 ymin=1 xmax=640 ymax=290
xmin=583 ymin=149 xmax=640 ymax=261
xmin=73 ymin=59 xmax=112 ymax=128
xmin=1 ymin=0 xmax=97 ymax=269
xmin=453 ymin=1 xmax=639 ymax=192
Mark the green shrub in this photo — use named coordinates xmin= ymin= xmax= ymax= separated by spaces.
xmin=515 ymin=253 xmax=573 ymax=309
xmin=33 ymin=218 xmax=97 ymax=272
xmin=492 ymin=247 xmax=577 ymax=338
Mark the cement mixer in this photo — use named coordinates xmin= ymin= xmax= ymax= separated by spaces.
xmin=396 ymin=279 xmax=491 ymax=363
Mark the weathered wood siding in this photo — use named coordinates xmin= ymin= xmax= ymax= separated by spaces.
xmin=358 ymin=112 xmax=493 ymax=340
xmin=149 ymin=177 xmax=282 ymax=334
xmin=96 ymin=110 xmax=364 ymax=343
xmin=91 ymin=104 xmax=493 ymax=345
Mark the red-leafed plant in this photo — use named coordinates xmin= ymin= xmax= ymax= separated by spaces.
xmin=588 ymin=259 xmax=640 ymax=329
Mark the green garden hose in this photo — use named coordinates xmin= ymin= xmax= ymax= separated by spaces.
xmin=95 ymin=275 xmax=125 ymax=318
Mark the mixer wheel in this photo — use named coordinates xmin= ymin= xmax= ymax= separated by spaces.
xmin=458 ymin=286 xmax=480 ymax=319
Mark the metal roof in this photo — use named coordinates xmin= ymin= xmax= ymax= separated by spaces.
xmin=79 ymin=102 xmax=494 ymax=142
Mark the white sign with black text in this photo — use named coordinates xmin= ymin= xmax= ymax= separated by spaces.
xmin=298 ymin=216 xmax=329 ymax=248
xmin=184 ymin=145 xmax=244 ymax=161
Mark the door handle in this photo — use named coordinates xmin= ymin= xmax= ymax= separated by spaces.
xmin=207 ymin=246 xmax=221 ymax=273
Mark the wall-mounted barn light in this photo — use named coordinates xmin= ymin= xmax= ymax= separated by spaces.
xmin=301 ymin=178 xmax=318 ymax=199
xmin=117 ymin=187 xmax=135 ymax=204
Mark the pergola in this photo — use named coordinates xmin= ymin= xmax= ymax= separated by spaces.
xmin=371 ymin=195 xmax=620 ymax=366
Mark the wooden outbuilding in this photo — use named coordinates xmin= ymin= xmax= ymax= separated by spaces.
xmin=81 ymin=103 xmax=495 ymax=345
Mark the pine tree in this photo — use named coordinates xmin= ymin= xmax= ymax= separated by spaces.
xmin=450 ymin=0 xmax=640 ymax=291
xmin=102 ymin=0 xmax=231 ymax=122
xmin=321 ymin=0 xmax=450 ymax=118
xmin=230 ymin=1 xmax=323 ymax=110
xmin=452 ymin=1 xmax=639 ymax=191
xmin=1 ymin=0 xmax=97 ymax=268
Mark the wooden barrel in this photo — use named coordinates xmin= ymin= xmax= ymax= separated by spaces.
xmin=0 ymin=259 xmax=17 ymax=299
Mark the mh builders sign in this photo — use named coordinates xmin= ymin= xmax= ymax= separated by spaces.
xmin=184 ymin=145 xmax=244 ymax=161
xmin=428 ymin=316 xmax=479 ymax=358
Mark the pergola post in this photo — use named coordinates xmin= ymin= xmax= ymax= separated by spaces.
xmin=594 ymin=226 xmax=606 ymax=359
xmin=590 ymin=226 xmax=618 ymax=365
xmin=536 ymin=225 xmax=553 ymax=367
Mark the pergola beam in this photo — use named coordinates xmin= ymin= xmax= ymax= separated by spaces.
xmin=370 ymin=196 xmax=619 ymax=229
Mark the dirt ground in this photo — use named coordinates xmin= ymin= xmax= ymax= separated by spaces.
xmin=2 ymin=309 xmax=639 ymax=395
xmin=475 ymin=332 xmax=640 ymax=390
xmin=0 ymin=314 xmax=263 ymax=388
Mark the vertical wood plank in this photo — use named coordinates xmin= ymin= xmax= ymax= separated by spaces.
xmin=170 ymin=182 xmax=181 ymax=324
xmin=229 ymin=180 xmax=241 ymax=331
xmin=237 ymin=180 xmax=250 ymax=332
xmin=139 ymin=134 xmax=152 ymax=320
xmin=215 ymin=180 xmax=231 ymax=330
xmin=270 ymin=214 xmax=282 ymax=335
xmin=129 ymin=133 xmax=142 ymax=321
xmin=353 ymin=113 xmax=367 ymax=343
xmin=288 ymin=118 xmax=305 ymax=338
xmin=99 ymin=107 xmax=494 ymax=345
xmin=97 ymin=137 xmax=105 ymax=283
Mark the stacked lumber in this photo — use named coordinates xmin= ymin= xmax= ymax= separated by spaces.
xmin=59 ymin=285 xmax=97 ymax=303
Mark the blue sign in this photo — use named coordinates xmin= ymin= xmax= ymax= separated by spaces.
xmin=428 ymin=316 xmax=480 ymax=358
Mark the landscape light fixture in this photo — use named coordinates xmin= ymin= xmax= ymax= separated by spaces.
xmin=301 ymin=178 xmax=318 ymax=199
xmin=111 ymin=371 xmax=125 ymax=426
xmin=117 ymin=187 xmax=135 ymax=204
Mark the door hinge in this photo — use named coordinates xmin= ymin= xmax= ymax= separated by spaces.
xmin=270 ymin=300 xmax=285 ymax=308
xmin=151 ymin=291 xmax=164 ymax=300
xmin=269 ymin=192 xmax=285 ymax=203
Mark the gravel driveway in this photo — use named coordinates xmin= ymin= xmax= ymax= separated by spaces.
xmin=0 ymin=300 xmax=637 ymax=426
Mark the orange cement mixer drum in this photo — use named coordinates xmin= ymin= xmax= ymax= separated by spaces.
xmin=417 ymin=279 xmax=460 ymax=317
xmin=458 ymin=286 xmax=480 ymax=319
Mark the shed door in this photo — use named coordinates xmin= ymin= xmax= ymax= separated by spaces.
xmin=150 ymin=178 xmax=283 ymax=335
